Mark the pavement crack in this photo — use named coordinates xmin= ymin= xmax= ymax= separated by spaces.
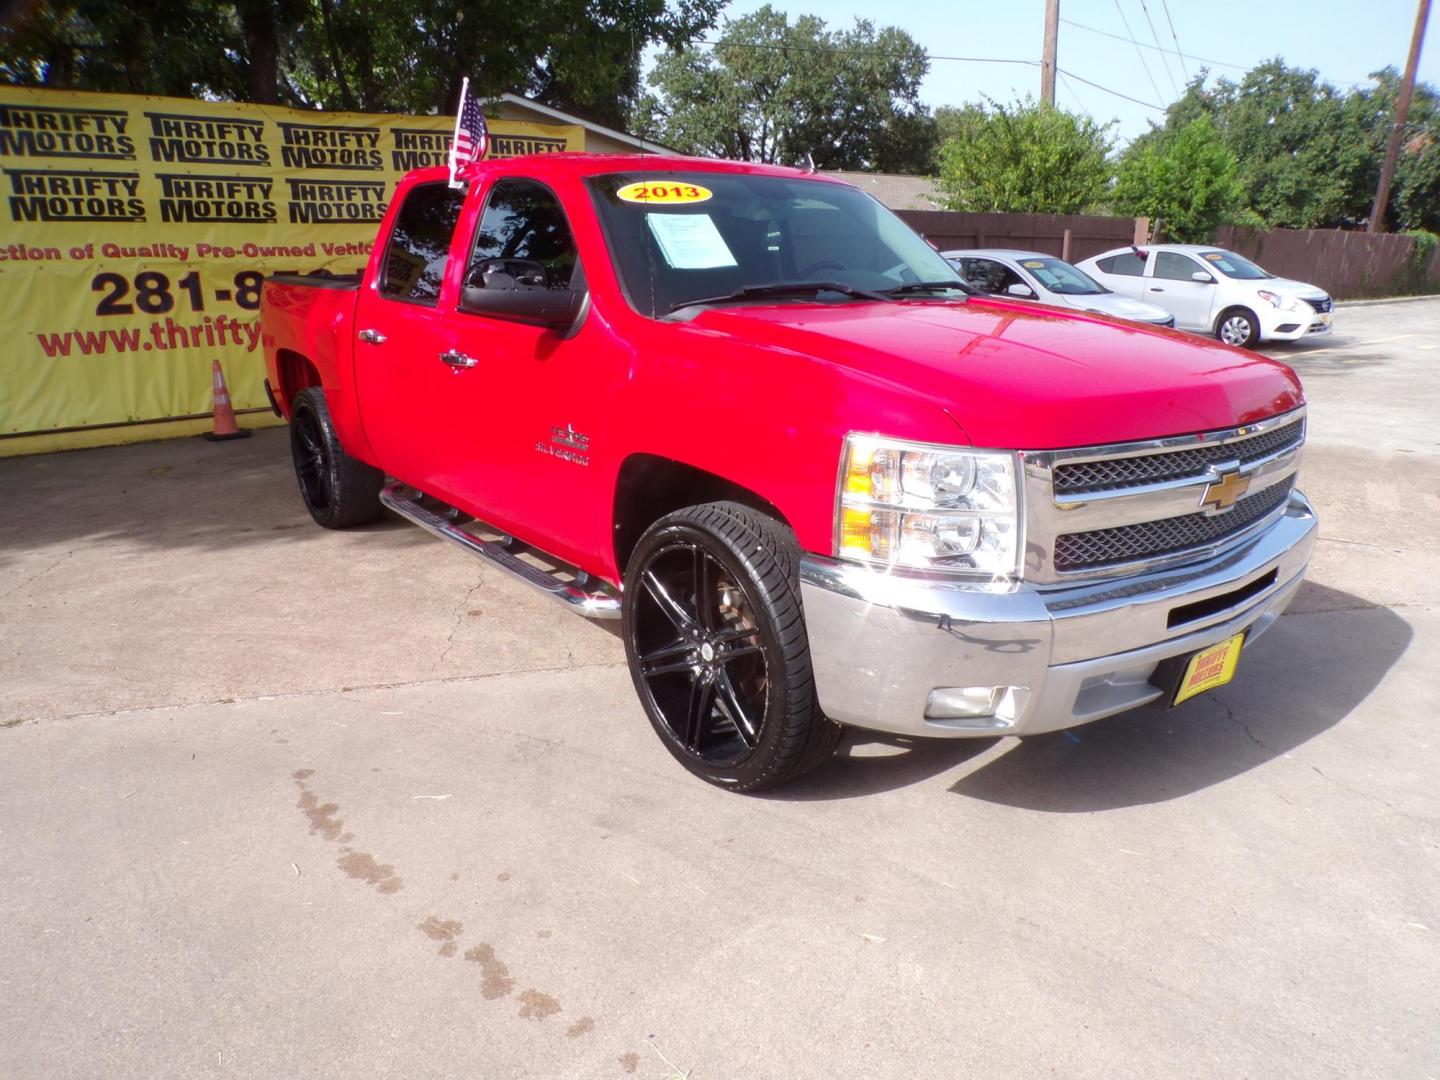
xmin=1305 ymin=763 xmax=1437 ymax=826
xmin=0 ymin=547 xmax=79 ymax=601
xmin=4 ymin=659 xmax=631 ymax=730
xmin=437 ymin=578 xmax=485 ymax=670
xmin=1216 ymin=697 xmax=1272 ymax=754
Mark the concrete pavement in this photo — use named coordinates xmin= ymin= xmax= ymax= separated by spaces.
xmin=2 ymin=298 xmax=1437 ymax=1079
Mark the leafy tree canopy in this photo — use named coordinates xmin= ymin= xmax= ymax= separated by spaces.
xmin=1136 ymin=61 xmax=1439 ymax=232
xmin=1110 ymin=116 xmax=1242 ymax=242
xmin=935 ymin=98 xmax=1113 ymax=214
xmin=0 ymin=0 xmax=721 ymax=125
xmin=632 ymin=4 xmax=936 ymax=173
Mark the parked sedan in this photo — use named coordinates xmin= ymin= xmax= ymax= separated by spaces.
xmin=1076 ymin=244 xmax=1333 ymax=346
xmin=942 ymin=249 xmax=1176 ymax=327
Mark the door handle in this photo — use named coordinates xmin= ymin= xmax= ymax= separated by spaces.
xmin=438 ymin=350 xmax=478 ymax=369
xmin=358 ymin=328 xmax=387 ymax=344
xmin=1148 ymin=287 xmax=1164 ymax=292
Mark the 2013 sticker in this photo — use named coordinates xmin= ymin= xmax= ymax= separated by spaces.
xmin=617 ymin=182 xmax=713 ymax=204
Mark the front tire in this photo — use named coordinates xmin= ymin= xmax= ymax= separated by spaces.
xmin=289 ymin=386 xmax=383 ymax=529
xmin=1216 ymin=308 xmax=1260 ymax=347
xmin=622 ymin=501 xmax=842 ymax=791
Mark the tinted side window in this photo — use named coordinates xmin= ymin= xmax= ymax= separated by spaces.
xmin=1154 ymin=252 xmax=1203 ymax=281
xmin=960 ymin=258 xmax=1024 ymax=295
xmin=1097 ymin=252 xmax=1145 ymax=276
xmin=380 ymin=184 xmax=465 ymax=304
xmin=467 ymin=179 xmax=578 ymax=291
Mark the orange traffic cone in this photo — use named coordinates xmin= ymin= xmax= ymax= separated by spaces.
xmin=203 ymin=358 xmax=251 ymax=441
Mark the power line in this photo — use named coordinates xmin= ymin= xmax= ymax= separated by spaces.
xmin=1159 ymin=0 xmax=1190 ymax=83
xmin=1060 ymin=16 xmax=1247 ymax=71
xmin=1110 ymin=0 xmax=1167 ymax=105
xmin=1058 ymin=67 xmax=1166 ymax=111
xmin=1137 ymin=0 xmax=1180 ymax=97
xmin=1056 ymin=70 xmax=1091 ymax=115
xmin=694 ymin=39 xmax=1037 ymax=66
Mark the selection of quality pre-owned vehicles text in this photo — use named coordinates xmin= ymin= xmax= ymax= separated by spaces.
xmin=1077 ymin=243 xmax=1334 ymax=346
xmin=260 ymin=155 xmax=1318 ymax=791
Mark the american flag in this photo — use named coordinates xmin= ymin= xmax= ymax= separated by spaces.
xmin=448 ymin=78 xmax=487 ymax=186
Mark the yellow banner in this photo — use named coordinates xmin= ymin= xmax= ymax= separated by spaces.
xmin=0 ymin=86 xmax=583 ymax=448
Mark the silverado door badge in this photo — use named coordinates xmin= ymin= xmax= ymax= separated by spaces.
xmin=535 ymin=423 xmax=590 ymax=466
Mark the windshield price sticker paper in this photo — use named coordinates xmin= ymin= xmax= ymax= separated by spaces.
xmin=645 ymin=213 xmax=738 ymax=270
xmin=618 ymin=182 xmax=712 ymax=205
xmin=0 ymin=86 xmax=583 ymax=451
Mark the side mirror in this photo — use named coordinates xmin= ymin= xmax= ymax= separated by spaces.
xmin=459 ymin=284 xmax=585 ymax=330
xmin=1006 ymin=283 xmax=1036 ymax=299
xmin=1191 ymin=271 xmax=1215 ymax=284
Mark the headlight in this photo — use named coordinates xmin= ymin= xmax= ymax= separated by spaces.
xmin=1258 ymin=290 xmax=1304 ymax=312
xmin=836 ymin=434 xmax=1021 ymax=577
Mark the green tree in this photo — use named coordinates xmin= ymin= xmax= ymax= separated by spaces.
xmin=633 ymin=5 xmax=937 ymax=172
xmin=0 ymin=0 xmax=720 ymax=122
xmin=1111 ymin=117 xmax=1242 ymax=241
xmin=934 ymin=99 xmax=1112 ymax=214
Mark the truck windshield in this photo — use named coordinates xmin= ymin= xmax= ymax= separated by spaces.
xmin=1198 ymin=250 xmax=1274 ymax=280
xmin=588 ymin=172 xmax=967 ymax=317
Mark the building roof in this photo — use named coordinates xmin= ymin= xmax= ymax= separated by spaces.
xmin=820 ymin=170 xmax=945 ymax=211
xmin=496 ymin=93 xmax=676 ymax=155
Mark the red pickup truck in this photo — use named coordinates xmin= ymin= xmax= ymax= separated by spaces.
xmin=261 ymin=154 xmax=1317 ymax=791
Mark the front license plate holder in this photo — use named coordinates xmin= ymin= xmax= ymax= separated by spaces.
xmin=1149 ymin=632 xmax=1247 ymax=708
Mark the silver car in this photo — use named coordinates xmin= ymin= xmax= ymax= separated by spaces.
xmin=943 ymin=248 xmax=1177 ymax=328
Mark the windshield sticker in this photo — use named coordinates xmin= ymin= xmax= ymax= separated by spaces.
xmin=1203 ymin=253 xmax=1224 ymax=261
xmin=1022 ymin=260 xmax=1045 ymax=268
xmin=645 ymin=213 xmax=738 ymax=269
xmin=618 ymin=182 xmax=713 ymax=205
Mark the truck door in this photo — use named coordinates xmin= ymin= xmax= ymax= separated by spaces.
xmin=352 ymin=181 xmax=467 ymax=491
xmin=1146 ymin=251 xmax=1217 ymax=331
xmin=429 ymin=176 xmax=608 ymax=569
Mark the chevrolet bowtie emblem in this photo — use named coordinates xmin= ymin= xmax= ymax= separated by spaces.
xmin=1200 ymin=468 xmax=1251 ymax=512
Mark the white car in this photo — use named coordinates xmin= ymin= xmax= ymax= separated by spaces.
xmin=943 ymin=248 xmax=1177 ymax=328
xmin=1076 ymin=244 xmax=1333 ymax=347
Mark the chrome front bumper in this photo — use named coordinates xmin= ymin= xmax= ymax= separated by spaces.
xmin=798 ymin=490 xmax=1318 ymax=738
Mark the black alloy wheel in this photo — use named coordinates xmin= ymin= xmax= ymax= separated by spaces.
xmin=291 ymin=403 xmax=332 ymax=513
xmin=288 ymin=386 xmax=383 ymax=529
xmin=630 ymin=538 xmax=770 ymax=765
xmin=622 ymin=502 xmax=843 ymax=790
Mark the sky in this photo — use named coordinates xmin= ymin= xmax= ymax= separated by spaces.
xmin=661 ymin=0 xmax=1439 ymax=147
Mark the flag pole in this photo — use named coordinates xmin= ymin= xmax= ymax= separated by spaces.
xmin=447 ymin=76 xmax=470 ymax=189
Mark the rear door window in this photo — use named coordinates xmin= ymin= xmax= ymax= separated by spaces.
xmin=379 ymin=183 xmax=466 ymax=305
xmin=1096 ymin=252 xmax=1146 ymax=276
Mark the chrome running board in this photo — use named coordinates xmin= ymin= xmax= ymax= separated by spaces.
xmin=379 ymin=482 xmax=622 ymax=620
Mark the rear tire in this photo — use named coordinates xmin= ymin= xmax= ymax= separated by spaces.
xmin=289 ymin=386 xmax=383 ymax=529
xmin=1216 ymin=308 xmax=1259 ymax=347
xmin=622 ymin=501 xmax=843 ymax=791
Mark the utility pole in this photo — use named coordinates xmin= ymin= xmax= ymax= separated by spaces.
xmin=1041 ymin=0 xmax=1059 ymax=106
xmin=1369 ymin=0 xmax=1431 ymax=232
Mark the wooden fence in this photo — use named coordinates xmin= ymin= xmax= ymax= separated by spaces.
xmin=895 ymin=210 xmax=1143 ymax=263
xmin=1215 ymin=225 xmax=1440 ymax=300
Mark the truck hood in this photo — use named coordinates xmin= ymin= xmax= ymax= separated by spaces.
xmin=685 ymin=297 xmax=1304 ymax=449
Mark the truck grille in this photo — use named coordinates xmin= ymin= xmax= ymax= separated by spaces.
xmin=1053 ymin=418 xmax=1304 ymax=495
xmin=1303 ymin=296 xmax=1333 ymax=314
xmin=1053 ymin=478 xmax=1294 ymax=572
